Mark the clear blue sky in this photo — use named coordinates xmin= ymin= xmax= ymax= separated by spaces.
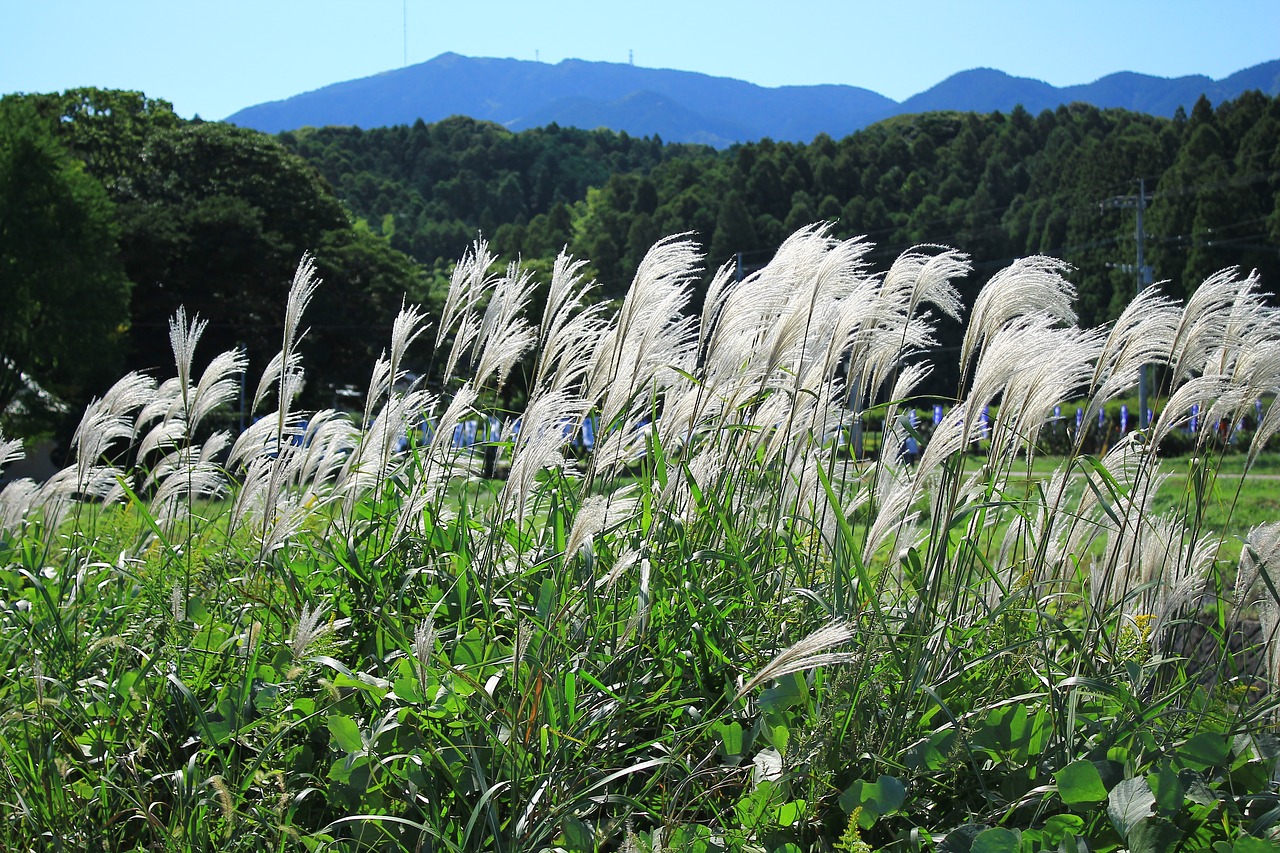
xmin=4 ymin=1 xmax=1278 ymax=121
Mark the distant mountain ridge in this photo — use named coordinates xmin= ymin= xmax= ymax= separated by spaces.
xmin=224 ymin=52 xmax=1280 ymax=146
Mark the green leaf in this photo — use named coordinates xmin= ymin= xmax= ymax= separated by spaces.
xmin=1147 ymin=764 xmax=1184 ymax=818
xmin=562 ymin=816 xmax=593 ymax=852
xmin=839 ymin=775 xmax=907 ymax=827
xmin=775 ymin=799 xmax=805 ymax=827
xmin=1108 ymin=776 xmax=1156 ymax=839
xmin=1041 ymin=813 xmax=1084 ymax=843
xmin=759 ymin=672 xmax=807 ymax=713
xmin=327 ymin=714 xmax=364 ymax=753
xmin=1231 ymin=837 xmax=1279 ymax=853
xmin=1127 ymin=816 xmax=1182 ymax=853
xmin=1056 ymin=759 xmax=1107 ymax=805
xmin=970 ymin=827 xmax=1020 ymax=853
xmin=1177 ymin=732 xmax=1231 ymax=770
xmin=716 ymin=721 xmax=744 ymax=758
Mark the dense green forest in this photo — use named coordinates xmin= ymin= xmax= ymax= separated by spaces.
xmin=3 ymin=86 xmax=1278 ymax=438
xmin=281 ymin=93 xmax=1280 ymax=389
xmin=0 ymin=89 xmax=428 ymax=438
xmin=284 ymin=94 xmax=1280 ymax=310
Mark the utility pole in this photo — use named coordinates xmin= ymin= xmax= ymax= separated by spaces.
xmin=1101 ymin=177 xmax=1155 ymax=429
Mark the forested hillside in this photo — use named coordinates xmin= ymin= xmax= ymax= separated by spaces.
xmin=3 ymin=86 xmax=1278 ymax=437
xmin=283 ymin=92 xmax=1280 ymax=388
xmin=0 ymin=89 xmax=428 ymax=437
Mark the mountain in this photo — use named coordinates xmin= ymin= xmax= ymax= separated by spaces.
xmin=224 ymin=53 xmax=1280 ymax=146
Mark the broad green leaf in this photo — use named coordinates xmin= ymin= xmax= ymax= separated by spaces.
xmin=715 ymin=721 xmax=744 ymax=758
xmin=775 ymin=799 xmax=806 ymax=827
xmin=1127 ymin=816 xmax=1182 ymax=853
xmin=759 ymin=672 xmax=807 ymax=713
xmin=562 ymin=816 xmax=593 ymax=852
xmin=970 ymin=827 xmax=1020 ymax=853
xmin=327 ymin=714 xmax=363 ymax=753
xmin=1147 ymin=764 xmax=1184 ymax=818
xmin=1108 ymin=776 xmax=1156 ymax=839
xmin=839 ymin=775 xmax=907 ymax=827
xmin=1230 ymin=837 xmax=1279 ymax=853
xmin=1041 ymin=813 xmax=1084 ymax=843
xmin=1177 ymin=732 xmax=1231 ymax=770
xmin=1056 ymin=759 xmax=1107 ymax=805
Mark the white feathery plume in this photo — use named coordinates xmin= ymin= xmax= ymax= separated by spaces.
xmin=500 ymin=389 xmax=590 ymax=525
xmin=1235 ymin=521 xmax=1280 ymax=612
xmin=622 ymin=555 xmax=653 ymax=644
xmin=1148 ymin=374 xmax=1233 ymax=449
xmin=283 ymin=253 xmax=321 ymax=357
xmin=917 ymin=403 xmax=968 ymax=482
xmin=0 ymin=479 xmax=39 ymax=535
xmin=435 ymin=238 xmax=498 ymax=350
xmin=413 ymin=616 xmax=436 ymax=681
xmin=0 ymin=435 xmax=23 ymax=471
xmin=697 ymin=259 xmax=741 ymax=352
xmin=588 ymin=236 xmax=700 ymax=424
xmin=443 ymin=312 xmax=481 ymax=385
xmin=990 ymin=323 xmax=1103 ymax=464
xmin=1083 ymin=287 xmax=1180 ymax=427
xmin=294 ymin=410 xmax=360 ymax=489
xmin=959 ymin=256 xmax=1076 ymax=377
xmin=735 ymin=619 xmax=857 ymax=700
xmin=601 ymin=547 xmax=641 ymax=593
xmin=1166 ymin=267 xmax=1249 ymax=383
xmin=473 ymin=263 xmax=539 ymax=390
xmin=337 ymin=389 xmax=433 ymax=517
xmin=538 ymin=251 xmax=595 ymax=347
xmin=290 ymin=602 xmax=347 ymax=662
xmin=252 ymin=350 xmax=303 ymax=414
xmin=1202 ymin=270 xmax=1274 ymax=377
xmin=169 ymin=306 xmax=207 ymax=402
xmin=564 ymin=485 xmax=640 ymax=560
xmin=881 ymin=245 xmax=969 ymax=322
xmin=426 ymin=383 xmax=479 ymax=463
xmin=188 ymin=348 xmax=247 ymax=433
xmin=534 ymin=252 xmax=608 ymax=391
xmin=1250 ymin=399 xmax=1280 ymax=469
xmin=136 ymin=377 xmax=182 ymax=437
xmin=863 ymin=454 xmax=922 ymax=567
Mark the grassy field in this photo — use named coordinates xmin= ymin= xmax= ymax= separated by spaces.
xmin=2 ymin=234 xmax=1280 ymax=851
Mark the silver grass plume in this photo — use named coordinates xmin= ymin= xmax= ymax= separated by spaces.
xmin=1235 ymin=521 xmax=1280 ymax=613
xmin=253 ymin=254 xmax=320 ymax=415
xmin=533 ymin=252 xmax=609 ymax=392
xmin=413 ymin=616 xmax=436 ymax=682
xmin=564 ymin=485 xmax=640 ymax=560
xmin=881 ymin=245 xmax=968 ymax=323
xmin=473 ymin=263 xmax=539 ymax=391
xmin=735 ymin=620 xmax=857 ymax=700
xmin=959 ymin=256 xmax=1076 ymax=379
xmin=0 ymin=434 xmax=25 ymax=472
xmin=289 ymin=602 xmax=346 ymax=662
xmin=989 ymin=323 xmax=1103 ymax=465
xmin=500 ymin=389 xmax=590 ymax=526
xmin=1148 ymin=374 xmax=1234 ymax=449
xmin=337 ymin=389 xmax=434 ymax=520
xmin=435 ymin=238 xmax=498 ymax=350
xmin=169 ymin=306 xmax=206 ymax=406
xmin=589 ymin=236 xmax=700 ymax=426
xmin=1237 ymin=523 xmax=1280 ymax=687
xmin=1166 ymin=268 xmax=1252 ymax=384
xmin=1083 ymin=287 xmax=1181 ymax=428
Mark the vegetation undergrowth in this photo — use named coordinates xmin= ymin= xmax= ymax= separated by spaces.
xmin=2 ymin=226 xmax=1280 ymax=852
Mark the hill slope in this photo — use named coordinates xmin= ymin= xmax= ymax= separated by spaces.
xmin=225 ymin=52 xmax=1280 ymax=146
